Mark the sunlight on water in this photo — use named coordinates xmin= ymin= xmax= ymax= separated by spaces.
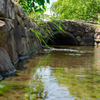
xmin=25 ymin=66 xmax=76 ymax=100
xmin=1 ymin=46 xmax=100 ymax=100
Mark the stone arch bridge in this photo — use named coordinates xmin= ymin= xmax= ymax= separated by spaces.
xmin=41 ymin=20 xmax=100 ymax=46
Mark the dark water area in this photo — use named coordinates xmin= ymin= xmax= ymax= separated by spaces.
xmin=0 ymin=45 xmax=100 ymax=100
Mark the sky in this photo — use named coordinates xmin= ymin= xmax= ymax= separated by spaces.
xmin=44 ymin=0 xmax=57 ymax=15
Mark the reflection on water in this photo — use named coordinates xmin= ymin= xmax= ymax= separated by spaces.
xmin=25 ymin=66 xmax=76 ymax=100
xmin=0 ymin=46 xmax=100 ymax=100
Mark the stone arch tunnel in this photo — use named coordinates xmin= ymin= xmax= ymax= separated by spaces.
xmin=46 ymin=32 xmax=78 ymax=45
xmin=42 ymin=20 xmax=100 ymax=46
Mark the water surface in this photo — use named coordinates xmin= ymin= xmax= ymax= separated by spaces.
xmin=0 ymin=46 xmax=100 ymax=100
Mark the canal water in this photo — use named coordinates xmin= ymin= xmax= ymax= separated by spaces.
xmin=0 ymin=46 xmax=100 ymax=100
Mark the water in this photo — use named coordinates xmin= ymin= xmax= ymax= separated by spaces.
xmin=0 ymin=46 xmax=100 ymax=100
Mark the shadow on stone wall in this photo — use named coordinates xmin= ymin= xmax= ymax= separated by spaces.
xmin=47 ymin=32 xmax=78 ymax=45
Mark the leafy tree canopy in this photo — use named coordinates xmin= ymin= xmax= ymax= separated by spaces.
xmin=15 ymin=0 xmax=50 ymax=14
xmin=51 ymin=0 xmax=100 ymax=22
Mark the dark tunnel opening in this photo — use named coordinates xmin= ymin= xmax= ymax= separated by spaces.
xmin=46 ymin=34 xmax=78 ymax=45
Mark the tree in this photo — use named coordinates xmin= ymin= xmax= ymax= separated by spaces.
xmin=15 ymin=0 xmax=50 ymax=14
xmin=51 ymin=0 xmax=100 ymax=22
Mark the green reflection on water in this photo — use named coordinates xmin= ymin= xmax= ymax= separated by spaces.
xmin=0 ymin=83 xmax=26 ymax=96
xmin=0 ymin=84 xmax=10 ymax=96
xmin=1 ymin=46 xmax=100 ymax=100
xmin=24 ymin=74 xmax=46 ymax=100
xmin=24 ymin=54 xmax=51 ymax=100
xmin=24 ymin=46 xmax=100 ymax=100
xmin=54 ymin=67 xmax=100 ymax=99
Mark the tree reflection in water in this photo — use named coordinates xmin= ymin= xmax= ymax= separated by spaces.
xmin=24 ymin=46 xmax=100 ymax=100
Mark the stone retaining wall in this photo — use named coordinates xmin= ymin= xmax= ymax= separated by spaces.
xmin=43 ymin=20 xmax=100 ymax=46
xmin=0 ymin=0 xmax=42 ymax=79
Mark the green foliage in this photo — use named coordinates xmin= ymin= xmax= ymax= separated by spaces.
xmin=30 ymin=28 xmax=50 ymax=48
xmin=15 ymin=0 xmax=67 ymax=47
xmin=28 ymin=11 xmax=67 ymax=47
xmin=51 ymin=0 xmax=100 ymax=22
xmin=28 ymin=12 xmax=44 ymax=25
xmin=16 ymin=0 xmax=50 ymax=14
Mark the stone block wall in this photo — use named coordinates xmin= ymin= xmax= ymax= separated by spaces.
xmin=43 ymin=20 xmax=100 ymax=46
xmin=0 ymin=0 xmax=42 ymax=78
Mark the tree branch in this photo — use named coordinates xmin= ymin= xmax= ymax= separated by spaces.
xmin=90 ymin=5 xmax=100 ymax=13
